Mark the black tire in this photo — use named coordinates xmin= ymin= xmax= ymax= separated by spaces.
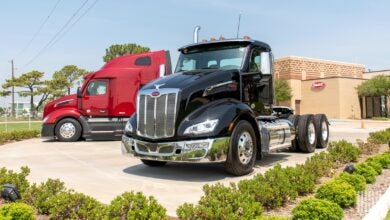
xmin=141 ymin=159 xmax=167 ymax=167
xmin=288 ymin=115 xmax=300 ymax=152
xmin=55 ymin=118 xmax=82 ymax=142
xmin=314 ymin=114 xmax=329 ymax=149
xmin=297 ymin=114 xmax=316 ymax=153
xmin=225 ymin=120 xmax=257 ymax=176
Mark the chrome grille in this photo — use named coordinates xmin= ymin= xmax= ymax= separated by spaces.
xmin=137 ymin=89 xmax=179 ymax=138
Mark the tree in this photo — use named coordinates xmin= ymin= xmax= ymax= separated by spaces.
xmin=274 ymin=79 xmax=293 ymax=105
xmin=356 ymin=75 xmax=390 ymax=97
xmin=2 ymin=70 xmax=45 ymax=118
xmin=0 ymin=90 xmax=11 ymax=97
xmin=34 ymin=77 xmax=70 ymax=114
xmin=103 ymin=43 xmax=150 ymax=63
xmin=53 ymin=65 xmax=89 ymax=95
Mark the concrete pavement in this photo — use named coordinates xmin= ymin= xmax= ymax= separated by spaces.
xmin=0 ymin=120 xmax=388 ymax=216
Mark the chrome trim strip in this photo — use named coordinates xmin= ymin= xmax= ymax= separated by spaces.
xmin=121 ymin=136 xmax=230 ymax=163
xmin=203 ymin=81 xmax=234 ymax=96
xmin=54 ymin=99 xmax=74 ymax=107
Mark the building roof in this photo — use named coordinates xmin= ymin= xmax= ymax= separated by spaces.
xmin=178 ymin=38 xmax=271 ymax=52
xmin=275 ymin=56 xmax=365 ymax=68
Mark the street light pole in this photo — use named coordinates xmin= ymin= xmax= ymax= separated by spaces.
xmin=11 ymin=60 xmax=15 ymax=117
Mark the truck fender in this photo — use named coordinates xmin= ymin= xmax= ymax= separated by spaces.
xmin=43 ymin=108 xmax=82 ymax=125
xmin=177 ymin=99 xmax=260 ymax=143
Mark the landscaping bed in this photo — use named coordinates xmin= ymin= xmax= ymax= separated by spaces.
xmin=0 ymin=130 xmax=40 ymax=145
xmin=0 ymin=128 xmax=389 ymax=219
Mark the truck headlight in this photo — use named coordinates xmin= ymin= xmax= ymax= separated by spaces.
xmin=184 ymin=119 xmax=218 ymax=135
xmin=43 ymin=116 xmax=49 ymax=123
xmin=125 ymin=120 xmax=133 ymax=133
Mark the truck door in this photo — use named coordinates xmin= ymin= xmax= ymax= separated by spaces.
xmin=242 ymin=47 xmax=273 ymax=115
xmin=82 ymin=79 xmax=109 ymax=116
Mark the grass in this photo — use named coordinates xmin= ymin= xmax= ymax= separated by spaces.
xmin=371 ymin=117 xmax=390 ymax=121
xmin=386 ymin=209 xmax=390 ymax=220
xmin=0 ymin=122 xmax=41 ymax=132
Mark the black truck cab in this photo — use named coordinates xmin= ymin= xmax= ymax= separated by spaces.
xmin=122 ymin=38 xmax=329 ymax=176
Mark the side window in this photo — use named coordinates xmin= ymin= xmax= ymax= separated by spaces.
xmin=135 ymin=56 xmax=151 ymax=66
xmin=249 ymin=49 xmax=261 ymax=72
xmin=86 ymin=80 xmax=107 ymax=96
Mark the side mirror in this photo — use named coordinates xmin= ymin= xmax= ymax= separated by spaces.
xmin=159 ymin=64 xmax=166 ymax=77
xmin=77 ymin=87 xmax=82 ymax=98
xmin=260 ymin=52 xmax=271 ymax=75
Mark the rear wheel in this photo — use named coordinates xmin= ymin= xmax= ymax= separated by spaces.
xmin=297 ymin=114 xmax=316 ymax=153
xmin=288 ymin=115 xmax=300 ymax=152
xmin=141 ymin=159 xmax=167 ymax=167
xmin=314 ymin=114 xmax=329 ymax=148
xmin=225 ymin=120 xmax=257 ymax=176
xmin=55 ymin=118 xmax=82 ymax=142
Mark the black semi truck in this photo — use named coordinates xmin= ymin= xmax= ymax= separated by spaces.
xmin=121 ymin=38 xmax=329 ymax=176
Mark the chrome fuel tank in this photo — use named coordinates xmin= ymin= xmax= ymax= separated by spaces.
xmin=257 ymin=118 xmax=296 ymax=152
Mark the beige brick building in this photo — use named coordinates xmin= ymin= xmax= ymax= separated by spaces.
xmin=274 ymin=56 xmax=366 ymax=119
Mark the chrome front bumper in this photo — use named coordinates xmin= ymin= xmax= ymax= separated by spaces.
xmin=121 ymin=135 xmax=230 ymax=162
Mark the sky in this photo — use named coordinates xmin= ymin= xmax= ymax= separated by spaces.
xmin=0 ymin=0 xmax=390 ymax=105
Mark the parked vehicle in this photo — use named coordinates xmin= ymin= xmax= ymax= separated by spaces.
xmin=121 ymin=37 xmax=329 ymax=176
xmin=41 ymin=50 xmax=171 ymax=141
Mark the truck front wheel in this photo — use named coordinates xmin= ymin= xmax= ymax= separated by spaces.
xmin=141 ymin=159 xmax=167 ymax=167
xmin=225 ymin=120 xmax=257 ymax=176
xmin=55 ymin=118 xmax=82 ymax=142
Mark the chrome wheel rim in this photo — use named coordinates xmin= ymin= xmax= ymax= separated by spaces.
xmin=308 ymin=122 xmax=316 ymax=145
xmin=321 ymin=121 xmax=328 ymax=141
xmin=59 ymin=123 xmax=76 ymax=139
xmin=237 ymin=131 xmax=254 ymax=165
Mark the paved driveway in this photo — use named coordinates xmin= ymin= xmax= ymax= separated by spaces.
xmin=0 ymin=120 xmax=388 ymax=216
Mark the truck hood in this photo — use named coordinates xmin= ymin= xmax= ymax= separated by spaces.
xmin=43 ymin=94 xmax=77 ymax=118
xmin=140 ymin=69 xmax=239 ymax=120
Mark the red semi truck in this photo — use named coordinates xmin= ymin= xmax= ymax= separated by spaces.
xmin=41 ymin=50 xmax=171 ymax=141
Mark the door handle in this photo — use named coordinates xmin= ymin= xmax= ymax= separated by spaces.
xmin=99 ymin=110 xmax=107 ymax=113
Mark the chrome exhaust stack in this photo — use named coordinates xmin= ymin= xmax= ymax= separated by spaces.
xmin=193 ymin=25 xmax=201 ymax=43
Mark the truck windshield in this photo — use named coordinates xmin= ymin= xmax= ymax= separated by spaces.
xmin=175 ymin=46 xmax=246 ymax=72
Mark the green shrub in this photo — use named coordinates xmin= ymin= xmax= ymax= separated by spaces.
xmin=0 ymin=202 xmax=35 ymax=220
xmin=263 ymin=165 xmax=298 ymax=205
xmin=328 ymin=140 xmax=360 ymax=164
xmin=315 ymin=181 xmax=357 ymax=208
xmin=284 ymin=165 xmax=316 ymax=195
xmin=355 ymin=163 xmax=378 ymax=183
xmin=47 ymin=192 xmax=106 ymax=219
xmin=334 ymin=172 xmax=366 ymax=192
xmin=0 ymin=130 xmax=40 ymax=144
xmin=238 ymin=175 xmax=275 ymax=208
xmin=22 ymin=178 xmax=66 ymax=214
xmin=367 ymin=154 xmax=390 ymax=169
xmin=0 ymin=167 xmax=30 ymax=196
xmin=302 ymin=151 xmax=334 ymax=179
xmin=255 ymin=216 xmax=289 ymax=220
xmin=238 ymin=165 xmax=298 ymax=209
xmin=368 ymin=128 xmax=390 ymax=144
xmin=292 ymin=198 xmax=343 ymax=220
xmin=366 ymin=160 xmax=383 ymax=174
xmin=177 ymin=183 xmax=262 ymax=220
xmin=107 ymin=191 xmax=167 ymax=220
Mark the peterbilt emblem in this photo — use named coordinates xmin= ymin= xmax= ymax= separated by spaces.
xmin=154 ymin=83 xmax=165 ymax=90
xmin=151 ymin=91 xmax=160 ymax=97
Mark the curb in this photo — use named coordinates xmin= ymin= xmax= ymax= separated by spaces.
xmin=363 ymin=185 xmax=390 ymax=220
